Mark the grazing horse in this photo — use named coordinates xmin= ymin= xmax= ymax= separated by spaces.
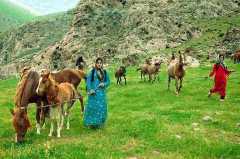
xmin=11 ymin=68 xmax=86 ymax=142
xmin=10 ymin=70 xmax=48 ymax=143
xmin=167 ymin=52 xmax=185 ymax=95
xmin=115 ymin=66 xmax=127 ymax=85
xmin=36 ymin=72 xmax=77 ymax=137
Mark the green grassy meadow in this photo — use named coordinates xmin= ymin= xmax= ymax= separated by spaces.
xmin=0 ymin=61 xmax=240 ymax=159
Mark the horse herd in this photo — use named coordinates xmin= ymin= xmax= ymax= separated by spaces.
xmin=10 ymin=52 xmax=187 ymax=143
xmin=117 ymin=51 xmax=186 ymax=94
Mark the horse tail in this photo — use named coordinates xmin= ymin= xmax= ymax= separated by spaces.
xmin=136 ymin=68 xmax=141 ymax=71
xmin=69 ymin=84 xmax=77 ymax=99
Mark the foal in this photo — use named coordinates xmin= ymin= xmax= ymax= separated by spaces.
xmin=36 ymin=72 xmax=76 ymax=137
xmin=115 ymin=66 xmax=127 ymax=85
xmin=167 ymin=52 xmax=185 ymax=95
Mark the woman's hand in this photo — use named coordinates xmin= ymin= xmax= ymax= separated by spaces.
xmin=98 ymin=82 xmax=105 ymax=88
xmin=88 ymin=89 xmax=96 ymax=95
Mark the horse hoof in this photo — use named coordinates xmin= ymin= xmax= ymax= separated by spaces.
xmin=48 ymin=134 xmax=52 ymax=137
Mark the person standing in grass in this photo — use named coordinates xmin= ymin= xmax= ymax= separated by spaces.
xmin=84 ymin=57 xmax=110 ymax=129
xmin=208 ymin=54 xmax=233 ymax=101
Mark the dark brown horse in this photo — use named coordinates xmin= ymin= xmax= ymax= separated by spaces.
xmin=11 ymin=68 xmax=86 ymax=143
xmin=167 ymin=52 xmax=186 ymax=95
xmin=115 ymin=66 xmax=127 ymax=85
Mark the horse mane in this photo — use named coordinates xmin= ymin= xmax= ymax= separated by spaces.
xmin=14 ymin=71 xmax=30 ymax=107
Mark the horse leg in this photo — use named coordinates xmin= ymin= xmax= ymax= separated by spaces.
xmin=124 ymin=76 xmax=127 ymax=85
xmin=41 ymin=99 xmax=49 ymax=129
xmin=175 ymin=78 xmax=179 ymax=95
xmin=66 ymin=101 xmax=74 ymax=130
xmin=76 ymin=91 xmax=84 ymax=113
xmin=57 ymin=107 xmax=62 ymax=138
xmin=179 ymin=78 xmax=183 ymax=92
xmin=48 ymin=121 xmax=54 ymax=137
xmin=66 ymin=104 xmax=70 ymax=130
xmin=168 ymin=76 xmax=171 ymax=90
xmin=48 ymin=108 xmax=54 ymax=137
xmin=119 ymin=76 xmax=122 ymax=85
xmin=152 ymin=73 xmax=157 ymax=83
xmin=116 ymin=77 xmax=119 ymax=85
xmin=148 ymin=74 xmax=151 ymax=82
xmin=36 ymin=101 xmax=42 ymax=134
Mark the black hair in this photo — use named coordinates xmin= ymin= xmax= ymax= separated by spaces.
xmin=91 ymin=68 xmax=107 ymax=82
xmin=91 ymin=57 xmax=106 ymax=82
xmin=95 ymin=57 xmax=103 ymax=63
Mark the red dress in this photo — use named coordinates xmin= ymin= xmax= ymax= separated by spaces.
xmin=209 ymin=63 xmax=230 ymax=97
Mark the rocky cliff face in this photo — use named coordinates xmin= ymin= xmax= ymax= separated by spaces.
xmin=0 ymin=0 xmax=240 ymax=76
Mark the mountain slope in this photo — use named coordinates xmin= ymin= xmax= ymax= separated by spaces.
xmin=33 ymin=0 xmax=239 ymax=69
xmin=1 ymin=0 xmax=240 ymax=76
xmin=0 ymin=0 xmax=35 ymax=33
xmin=0 ymin=11 xmax=74 ymax=69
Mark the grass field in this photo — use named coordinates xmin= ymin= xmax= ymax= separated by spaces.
xmin=0 ymin=61 xmax=240 ymax=159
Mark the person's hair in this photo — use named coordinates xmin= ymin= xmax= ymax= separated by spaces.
xmin=91 ymin=57 xmax=106 ymax=82
xmin=91 ymin=68 xmax=107 ymax=82
xmin=95 ymin=57 xmax=103 ymax=64
xmin=219 ymin=54 xmax=224 ymax=59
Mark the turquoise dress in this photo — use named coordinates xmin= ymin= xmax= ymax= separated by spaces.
xmin=83 ymin=68 xmax=110 ymax=127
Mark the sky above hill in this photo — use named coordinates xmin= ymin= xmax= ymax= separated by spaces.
xmin=6 ymin=0 xmax=79 ymax=15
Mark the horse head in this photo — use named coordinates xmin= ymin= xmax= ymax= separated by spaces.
xmin=120 ymin=66 xmax=126 ymax=74
xmin=10 ymin=108 xmax=31 ymax=143
xmin=36 ymin=72 xmax=51 ymax=96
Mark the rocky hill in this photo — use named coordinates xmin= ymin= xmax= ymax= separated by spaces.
xmin=1 ymin=0 xmax=240 ymax=76
xmin=0 ymin=11 xmax=74 ymax=76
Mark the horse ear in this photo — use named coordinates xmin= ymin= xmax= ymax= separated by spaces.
xmin=10 ymin=108 xmax=15 ymax=116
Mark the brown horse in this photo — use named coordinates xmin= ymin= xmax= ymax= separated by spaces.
xmin=167 ymin=52 xmax=185 ymax=95
xmin=36 ymin=72 xmax=77 ymax=137
xmin=231 ymin=50 xmax=240 ymax=64
xmin=11 ymin=68 xmax=86 ymax=142
xmin=42 ymin=68 xmax=86 ymax=113
xmin=10 ymin=107 xmax=31 ymax=143
xmin=10 ymin=70 xmax=48 ymax=143
xmin=115 ymin=66 xmax=127 ymax=85
xmin=137 ymin=58 xmax=152 ymax=81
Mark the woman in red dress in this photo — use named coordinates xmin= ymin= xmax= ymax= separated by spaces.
xmin=208 ymin=54 xmax=232 ymax=101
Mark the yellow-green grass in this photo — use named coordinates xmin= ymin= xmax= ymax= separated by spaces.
xmin=0 ymin=61 xmax=240 ymax=159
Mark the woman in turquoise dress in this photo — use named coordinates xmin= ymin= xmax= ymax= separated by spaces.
xmin=84 ymin=57 xmax=110 ymax=128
